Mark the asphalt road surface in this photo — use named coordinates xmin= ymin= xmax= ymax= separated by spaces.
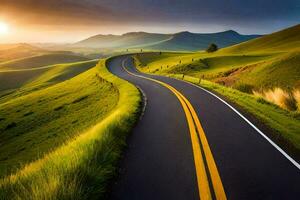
xmin=107 ymin=55 xmax=300 ymax=200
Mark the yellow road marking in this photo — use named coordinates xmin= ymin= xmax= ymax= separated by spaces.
xmin=121 ymin=59 xmax=226 ymax=200
xmin=176 ymin=92 xmax=227 ymax=200
xmin=161 ymin=81 xmax=212 ymax=200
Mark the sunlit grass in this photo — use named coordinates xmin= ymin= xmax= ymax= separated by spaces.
xmin=293 ymin=90 xmax=300 ymax=111
xmin=0 ymin=59 xmax=97 ymax=98
xmin=219 ymin=24 xmax=300 ymax=53
xmin=0 ymin=58 xmax=141 ymax=199
xmin=135 ymin=47 xmax=300 ymax=92
xmin=0 ymin=53 xmax=89 ymax=71
xmin=253 ymin=88 xmax=297 ymax=111
xmin=0 ymin=61 xmax=116 ymax=176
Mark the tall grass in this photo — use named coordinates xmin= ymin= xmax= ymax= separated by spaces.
xmin=0 ymin=60 xmax=115 ymax=176
xmin=0 ymin=58 xmax=141 ymax=199
xmin=253 ymin=88 xmax=299 ymax=111
xmin=293 ymin=90 xmax=300 ymax=111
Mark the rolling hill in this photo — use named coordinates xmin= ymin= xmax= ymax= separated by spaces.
xmin=0 ymin=30 xmax=141 ymax=200
xmin=0 ymin=64 xmax=118 ymax=178
xmin=0 ymin=43 xmax=46 ymax=62
xmin=220 ymin=24 xmax=300 ymax=53
xmin=0 ymin=53 xmax=89 ymax=70
xmin=74 ymin=30 xmax=260 ymax=51
xmin=74 ymin=32 xmax=171 ymax=49
xmin=0 ymin=60 xmax=98 ymax=98
xmin=137 ymin=24 xmax=300 ymax=89
xmin=0 ymin=51 xmax=93 ymax=99
xmin=0 ymin=58 xmax=140 ymax=199
xmin=135 ymin=24 xmax=300 ymax=111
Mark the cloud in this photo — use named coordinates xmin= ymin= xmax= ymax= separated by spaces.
xmin=0 ymin=0 xmax=122 ymax=26
xmin=0 ymin=0 xmax=299 ymax=40
xmin=2 ymin=0 xmax=299 ymax=26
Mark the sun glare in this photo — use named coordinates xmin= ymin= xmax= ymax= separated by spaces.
xmin=0 ymin=22 xmax=9 ymax=35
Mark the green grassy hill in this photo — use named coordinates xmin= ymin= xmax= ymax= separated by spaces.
xmin=137 ymin=51 xmax=300 ymax=92
xmin=137 ymin=24 xmax=300 ymax=91
xmin=220 ymin=24 xmax=300 ymax=53
xmin=0 ymin=65 xmax=118 ymax=177
xmin=0 ymin=43 xmax=46 ymax=62
xmin=233 ymin=51 xmax=300 ymax=90
xmin=0 ymin=51 xmax=93 ymax=98
xmin=73 ymin=34 xmax=119 ymax=48
xmin=74 ymin=30 xmax=260 ymax=51
xmin=0 ymin=57 xmax=141 ymax=199
xmin=0 ymin=53 xmax=89 ymax=70
xmin=0 ymin=60 xmax=98 ymax=99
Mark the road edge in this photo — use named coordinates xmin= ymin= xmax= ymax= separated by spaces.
xmin=171 ymin=77 xmax=300 ymax=170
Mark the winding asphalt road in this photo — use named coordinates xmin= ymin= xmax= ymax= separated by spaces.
xmin=107 ymin=55 xmax=300 ymax=200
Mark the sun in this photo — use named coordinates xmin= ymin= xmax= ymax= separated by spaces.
xmin=0 ymin=22 xmax=9 ymax=35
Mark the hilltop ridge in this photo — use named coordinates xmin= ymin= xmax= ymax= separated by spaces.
xmin=74 ymin=30 xmax=261 ymax=51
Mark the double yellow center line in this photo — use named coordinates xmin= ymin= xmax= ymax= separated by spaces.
xmin=121 ymin=59 xmax=226 ymax=200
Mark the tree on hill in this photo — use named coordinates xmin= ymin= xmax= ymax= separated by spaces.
xmin=206 ymin=43 xmax=218 ymax=53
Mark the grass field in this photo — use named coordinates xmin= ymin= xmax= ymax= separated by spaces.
xmin=0 ymin=59 xmax=98 ymax=99
xmin=135 ymin=50 xmax=300 ymax=91
xmin=0 ymin=53 xmax=89 ymax=71
xmin=134 ymin=24 xmax=300 ymax=153
xmin=0 ymin=44 xmax=45 ymax=63
xmin=136 ymin=25 xmax=300 ymax=90
xmin=219 ymin=24 xmax=300 ymax=53
xmin=0 ymin=63 xmax=118 ymax=177
xmin=135 ymin=25 xmax=300 ymax=107
xmin=0 ymin=57 xmax=141 ymax=199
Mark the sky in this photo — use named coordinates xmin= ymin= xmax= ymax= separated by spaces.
xmin=0 ymin=0 xmax=299 ymax=43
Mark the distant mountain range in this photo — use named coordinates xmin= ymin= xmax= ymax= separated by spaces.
xmin=74 ymin=30 xmax=261 ymax=51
